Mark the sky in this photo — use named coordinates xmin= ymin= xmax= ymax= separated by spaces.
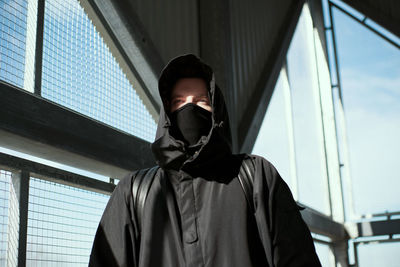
xmin=332 ymin=7 xmax=400 ymax=266
xmin=332 ymin=7 xmax=400 ymax=216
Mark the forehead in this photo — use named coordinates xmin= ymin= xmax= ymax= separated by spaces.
xmin=170 ymin=78 xmax=208 ymax=98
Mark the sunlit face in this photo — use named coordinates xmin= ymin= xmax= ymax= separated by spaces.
xmin=169 ymin=78 xmax=212 ymax=113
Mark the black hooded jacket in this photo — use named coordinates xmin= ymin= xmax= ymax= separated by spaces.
xmin=89 ymin=55 xmax=321 ymax=267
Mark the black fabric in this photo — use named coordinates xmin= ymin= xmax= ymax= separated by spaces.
xmin=170 ymin=103 xmax=212 ymax=146
xmin=158 ymin=54 xmax=213 ymax=105
xmin=90 ymin=54 xmax=321 ymax=267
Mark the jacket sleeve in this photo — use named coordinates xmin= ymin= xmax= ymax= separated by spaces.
xmin=89 ymin=173 xmax=139 ymax=267
xmin=253 ymin=156 xmax=321 ymax=267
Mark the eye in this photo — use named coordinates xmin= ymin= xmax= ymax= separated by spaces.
xmin=172 ymin=99 xmax=183 ymax=104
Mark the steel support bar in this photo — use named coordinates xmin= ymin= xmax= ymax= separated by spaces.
xmin=33 ymin=0 xmax=45 ymax=95
xmin=332 ymin=240 xmax=349 ymax=267
xmin=326 ymin=1 xmax=357 ymax=221
xmin=328 ymin=2 xmax=344 ymax=101
xmin=361 ymin=210 xmax=400 ymax=218
xmin=300 ymin=205 xmax=348 ymax=241
xmin=355 ymin=238 xmax=400 ymax=245
xmin=239 ymin=0 xmax=304 ymax=153
xmin=330 ymin=1 xmax=399 ymax=49
xmin=356 ymin=219 xmax=400 ymax=237
xmin=0 ymin=82 xmax=155 ymax=178
xmin=0 ymin=152 xmax=115 ymax=195
xmin=340 ymin=0 xmax=400 ymax=39
xmin=11 ymin=170 xmax=29 ymax=267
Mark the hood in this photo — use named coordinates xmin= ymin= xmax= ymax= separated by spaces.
xmin=151 ymin=54 xmax=232 ymax=172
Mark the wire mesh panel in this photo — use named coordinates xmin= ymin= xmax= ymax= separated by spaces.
xmin=0 ymin=170 xmax=19 ymax=266
xmin=41 ymin=0 xmax=157 ymax=142
xmin=0 ymin=0 xmax=28 ymax=87
xmin=26 ymin=177 xmax=109 ymax=266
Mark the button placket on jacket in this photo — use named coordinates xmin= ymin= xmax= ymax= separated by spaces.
xmin=179 ymin=171 xmax=204 ymax=266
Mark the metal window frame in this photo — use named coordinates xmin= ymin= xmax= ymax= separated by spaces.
xmin=1 ymin=152 xmax=114 ymax=266
xmin=33 ymin=0 xmax=45 ymax=96
xmin=0 ymin=81 xmax=155 ymax=178
xmin=281 ymin=64 xmax=299 ymax=200
xmin=323 ymin=0 xmax=400 ymax=264
xmin=284 ymin=2 xmax=338 ymax=219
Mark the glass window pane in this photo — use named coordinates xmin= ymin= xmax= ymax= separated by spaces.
xmin=286 ymin=5 xmax=329 ymax=214
xmin=332 ymin=7 xmax=400 ymax=215
xmin=357 ymin=242 xmax=400 ymax=267
xmin=0 ymin=170 xmax=18 ymax=266
xmin=252 ymin=70 xmax=294 ymax=191
xmin=0 ymin=0 xmax=28 ymax=88
xmin=314 ymin=242 xmax=334 ymax=267
xmin=26 ymin=177 xmax=109 ymax=266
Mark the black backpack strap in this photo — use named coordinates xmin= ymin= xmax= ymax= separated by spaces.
xmin=238 ymin=157 xmax=306 ymax=213
xmin=237 ymin=156 xmax=255 ymax=213
xmin=132 ymin=166 xmax=159 ymax=232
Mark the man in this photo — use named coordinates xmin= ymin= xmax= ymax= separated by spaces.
xmin=90 ymin=54 xmax=321 ymax=267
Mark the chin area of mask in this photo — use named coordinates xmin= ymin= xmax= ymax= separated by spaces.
xmin=170 ymin=103 xmax=212 ymax=146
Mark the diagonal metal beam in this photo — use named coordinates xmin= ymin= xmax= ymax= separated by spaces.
xmin=300 ymin=204 xmax=348 ymax=241
xmin=0 ymin=82 xmax=155 ymax=178
xmin=330 ymin=1 xmax=399 ymax=49
xmin=341 ymin=0 xmax=400 ymax=38
xmin=238 ymin=0 xmax=304 ymax=153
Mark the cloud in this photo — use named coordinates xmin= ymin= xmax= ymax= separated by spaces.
xmin=341 ymin=68 xmax=400 ymax=116
xmin=340 ymin=68 xmax=400 ymax=214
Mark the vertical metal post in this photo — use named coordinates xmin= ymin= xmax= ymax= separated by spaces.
xmin=34 ymin=0 xmax=46 ymax=96
xmin=310 ymin=2 xmax=345 ymax=223
xmin=353 ymin=242 xmax=359 ymax=267
xmin=314 ymin=1 xmax=350 ymax=266
xmin=312 ymin=25 xmax=344 ymax=221
xmin=303 ymin=2 xmax=333 ymax=217
xmin=327 ymin=1 xmax=356 ymax=221
xmin=332 ymin=240 xmax=349 ymax=267
xmin=11 ymin=171 xmax=30 ymax=267
xmin=327 ymin=2 xmax=343 ymax=100
xmin=281 ymin=63 xmax=299 ymax=199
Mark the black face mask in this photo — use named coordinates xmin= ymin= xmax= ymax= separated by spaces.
xmin=169 ymin=103 xmax=212 ymax=146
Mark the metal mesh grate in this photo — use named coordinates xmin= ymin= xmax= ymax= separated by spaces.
xmin=0 ymin=170 xmax=19 ymax=266
xmin=0 ymin=0 xmax=28 ymax=87
xmin=41 ymin=0 xmax=157 ymax=142
xmin=26 ymin=177 xmax=109 ymax=266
